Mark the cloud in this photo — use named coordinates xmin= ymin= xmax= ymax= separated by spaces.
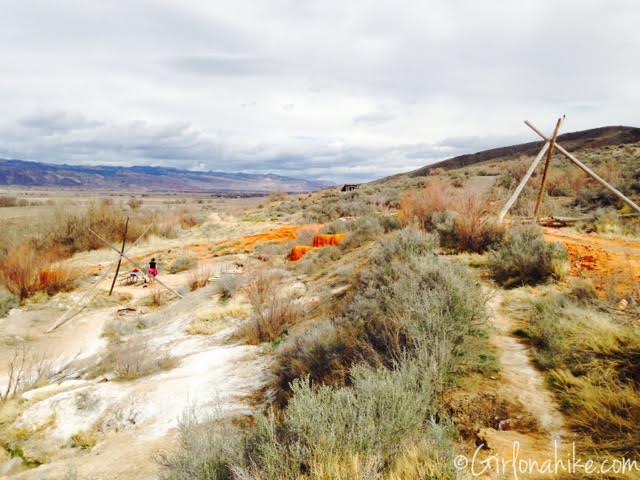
xmin=0 ymin=1 xmax=638 ymax=182
xmin=165 ymin=54 xmax=279 ymax=76
xmin=0 ymin=113 xmax=468 ymax=182
xmin=353 ymin=111 xmax=396 ymax=126
xmin=19 ymin=111 xmax=102 ymax=134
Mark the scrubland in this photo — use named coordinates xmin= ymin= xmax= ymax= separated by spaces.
xmin=1 ymin=141 xmax=640 ymax=480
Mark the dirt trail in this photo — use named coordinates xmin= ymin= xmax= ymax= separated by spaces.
xmin=476 ymin=292 xmax=567 ymax=477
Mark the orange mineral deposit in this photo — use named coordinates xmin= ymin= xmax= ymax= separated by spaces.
xmin=312 ymin=233 xmax=346 ymax=248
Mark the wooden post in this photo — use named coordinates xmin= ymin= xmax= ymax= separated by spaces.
xmin=525 ymin=120 xmax=640 ymax=215
xmin=47 ymin=222 xmax=154 ymax=333
xmin=498 ymin=141 xmax=550 ymax=222
xmin=109 ymin=217 xmax=129 ymax=296
xmin=88 ymin=228 xmax=184 ymax=299
xmin=533 ymin=116 xmax=564 ymax=219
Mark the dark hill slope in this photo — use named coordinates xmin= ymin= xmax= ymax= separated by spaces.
xmin=395 ymin=126 xmax=640 ymax=179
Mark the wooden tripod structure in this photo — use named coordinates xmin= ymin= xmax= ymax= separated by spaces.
xmin=498 ymin=117 xmax=640 ymax=223
xmin=47 ymin=218 xmax=183 ymax=333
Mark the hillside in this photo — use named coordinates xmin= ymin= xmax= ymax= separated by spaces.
xmin=0 ymin=159 xmax=328 ymax=193
xmin=385 ymin=125 xmax=640 ymax=180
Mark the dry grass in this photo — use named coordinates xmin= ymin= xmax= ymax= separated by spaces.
xmin=187 ymin=266 xmax=212 ymax=291
xmin=186 ymin=307 xmax=250 ymax=335
xmin=169 ymin=255 xmax=197 ymax=274
xmin=71 ymin=428 xmax=99 ymax=449
xmin=145 ymin=287 xmax=166 ymax=307
xmin=514 ymin=291 xmax=640 ymax=456
xmin=96 ymin=339 xmax=179 ymax=381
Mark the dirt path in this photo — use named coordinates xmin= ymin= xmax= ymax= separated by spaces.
xmin=475 ymin=291 xmax=567 ymax=477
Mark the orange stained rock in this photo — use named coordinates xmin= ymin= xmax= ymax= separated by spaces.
xmin=290 ymin=245 xmax=314 ymax=261
xmin=312 ymin=233 xmax=346 ymax=248
xmin=211 ymin=225 xmax=322 ymax=256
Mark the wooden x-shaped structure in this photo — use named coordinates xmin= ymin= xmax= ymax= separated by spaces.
xmin=498 ymin=117 xmax=640 ymax=222
xmin=47 ymin=218 xmax=182 ymax=333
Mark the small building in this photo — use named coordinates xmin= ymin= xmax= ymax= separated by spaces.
xmin=340 ymin=184 xmax=360 ymax=192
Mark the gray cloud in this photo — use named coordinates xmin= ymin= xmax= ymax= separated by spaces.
xmin=353 ymin=111 xmax=396 ymax=126
xmin=166 ymin=54 xmax=279 ymax=76
xmin=0 ymin=0 xmax=638 ymax=182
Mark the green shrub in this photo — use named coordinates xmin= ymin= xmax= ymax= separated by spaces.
xmin=241 ymin=363 xmax=446 ymax=479
xmin=488 ymin=226 xmax=568 ymax=287
xmin=336 ymin=216 xmax=384 ymax=251
xmin=169 ymin=255 xmax=197 ymax=274
xmin=0 ymin=287 xmax=19 ymax=318
xmin=272 ymin=227 xmax=486 ymax=404
xmin=157 ymin=412 xmax=244 ymax=480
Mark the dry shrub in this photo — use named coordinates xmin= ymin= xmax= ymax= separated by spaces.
xmin=268 ymin=190 xmax=288 ymax=202
xmin=497 ymin=156 xmax=531 ymax=189
xmin=0 ymin=244 xmax=78 ymax=299
xmin=146 ymin=287 xmax=165 ymax=307
xmin=434 ymin=194 xmax=505 ymax=253
xmin=188 ymin=267 xmax=212 ymax=291
xmin=0 ymin=196 xmax=18 ymax=208
xmin=399 ymin=179 xmax=451 ymax=230
xmin=1 ymin=345 xmax=74 ymax=402
xmin=97 ymin=339 xmax=178 ymax=380
xmin=176 ymin=207 xmax=201 ymax=229
xmin=237 ymin=269 xmax=301 ymax=344
xmin=216 ymin=273 xmax=243 ymax=300
xmin=0 ymin=287 xmax=19 ymax=317
xmin=400 ymin=181 xmax=503 ymax=253
xmin=169 ymin=255 xmax=197 ymax=274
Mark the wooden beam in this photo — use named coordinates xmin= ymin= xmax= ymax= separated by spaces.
xmin=525 ymin=120 xmax=640 ymax=215
xmin=109 ymin=217 xmax=129 ymax=296
xmin=534 ymin=116 xmax=564 ymax=219
xmin=87 ymin=228 xmax=184 ymax=299
xmin=498 ymin=140 xmax=550 ymax=222
xmin=47 ymin=222 xmax=153 ymax=333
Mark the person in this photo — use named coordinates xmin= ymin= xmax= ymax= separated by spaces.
xmin=148 ymin=258 xmax=158 ymax=283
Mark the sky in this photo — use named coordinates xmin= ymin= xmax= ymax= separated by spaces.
xmin=0 ymin=1 xmax=638 ymax=183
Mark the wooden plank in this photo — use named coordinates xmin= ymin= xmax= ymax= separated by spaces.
xmin=534 ymin=116 xmax=564 ymax=218
xmin=525 ymin=120 xmax=640 ymax=214
xmin=109 ymin=217 xmax=129 ymax=296
xmin=498 ymin=140 xmax=550 ymax=222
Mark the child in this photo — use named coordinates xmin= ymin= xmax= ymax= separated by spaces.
xmin=149 ymin=258 xmax=158 ymax=283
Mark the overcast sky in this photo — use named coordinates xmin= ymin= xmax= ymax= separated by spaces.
xmin=0 ymin=1 xmax=638 ymax=182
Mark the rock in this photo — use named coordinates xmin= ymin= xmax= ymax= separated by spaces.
xmin=0 ymin=457 xmax=23 ymax=476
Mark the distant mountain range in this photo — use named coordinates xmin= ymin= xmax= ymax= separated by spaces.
xmin=0 ymin=159 xmax=329 ymax=193
xmin=382 ymin=125 xmax=640 ymax=181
